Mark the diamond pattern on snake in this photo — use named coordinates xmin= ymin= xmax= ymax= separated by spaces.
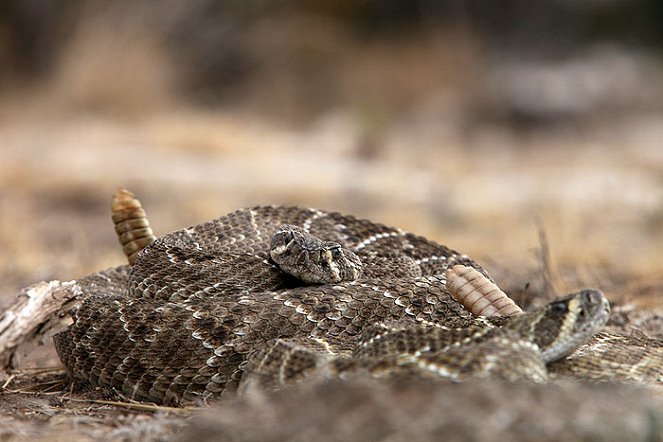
xmin=52 ymin=190 xmax=663 ymax=406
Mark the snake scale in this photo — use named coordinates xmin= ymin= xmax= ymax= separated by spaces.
xmin=53 ymin=191 xmax=663 ymax=406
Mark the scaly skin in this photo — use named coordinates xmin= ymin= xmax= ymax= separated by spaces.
xmin=53 ymin=202 xmax=641 ymax=407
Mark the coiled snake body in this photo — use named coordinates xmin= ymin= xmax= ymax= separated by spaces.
xmin=53 ymin=197 xmax=662 ymax=406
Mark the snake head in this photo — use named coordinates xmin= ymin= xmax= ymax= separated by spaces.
xmin=511 ymin=289 xmax=610 ymax=364
xmin=270 ymin=225 xmax=362 ymax=284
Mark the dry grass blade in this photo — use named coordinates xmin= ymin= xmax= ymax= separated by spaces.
xmin=535 ymin=218 xmax=559 ymax=301
xmin=64 ymin=397 xmax=196 ymax=414
xmin=1 ymin=367 xmax=68 ymax=394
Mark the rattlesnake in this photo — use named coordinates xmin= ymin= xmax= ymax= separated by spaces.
xmin=52 ymin=190 xmax=663 ymax=406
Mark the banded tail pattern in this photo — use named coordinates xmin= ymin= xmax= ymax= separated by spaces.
xmin=445 ymin=265 xmax=523 ymax=317
xmin=111 ymin=188 xmax=156 ymax=264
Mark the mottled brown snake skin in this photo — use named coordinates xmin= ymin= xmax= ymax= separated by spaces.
xmin=53 ymin=192 xmax=663 ymax=406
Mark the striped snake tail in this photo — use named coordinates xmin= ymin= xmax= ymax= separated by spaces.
xmin=111 ymin=188 xmax=156 ymax=264
xmin=445 ymin=265 xmax=522 ymax=316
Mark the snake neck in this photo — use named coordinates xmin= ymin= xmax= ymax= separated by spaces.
xmin=504 ymin=289 xmax=610 ymax=363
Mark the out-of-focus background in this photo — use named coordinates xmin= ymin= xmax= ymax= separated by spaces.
xmin=1 ymin=0 xmax=662 ymax=308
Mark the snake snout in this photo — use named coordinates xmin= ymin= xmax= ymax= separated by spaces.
xmin=579 ymin=289 xmax=611 ymax=322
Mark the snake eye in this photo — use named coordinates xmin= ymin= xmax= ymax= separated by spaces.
xmin=551 ymin=302 xmax=568 ymax=314
xmin=270 ymin=229 xmax=297 ymax=254
xmin=324 ymin=242 xmax=343 ymax=259
xmin=279 ymin=230 xmax=295 ymax=244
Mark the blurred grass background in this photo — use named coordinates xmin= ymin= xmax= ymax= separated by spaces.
xmin=1 ymin=0 xmax=662 ymax=311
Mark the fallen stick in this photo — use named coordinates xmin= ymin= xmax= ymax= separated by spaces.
xmin=0 ymin=280 xmax=81 ymax=369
